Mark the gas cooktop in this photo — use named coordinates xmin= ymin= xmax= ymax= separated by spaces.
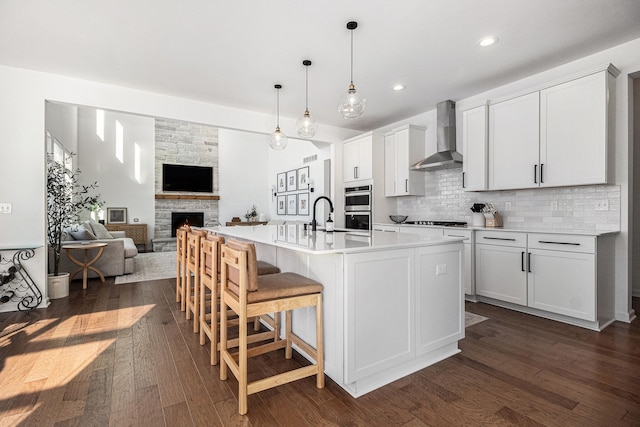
xmin=404 ymin=220 xmax=467 ymax=227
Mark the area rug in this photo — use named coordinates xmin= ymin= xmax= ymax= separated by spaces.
xmin=115 ymin=251 xmax=177 ymax=284
xmin=465 ymin=311 xmax=489 ymax=327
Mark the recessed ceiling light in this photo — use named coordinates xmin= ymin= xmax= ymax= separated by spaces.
xmin=392 ymin=84 xmax=405 ymax=91
xmin=478 ymin=36 xmax=499 ymax=47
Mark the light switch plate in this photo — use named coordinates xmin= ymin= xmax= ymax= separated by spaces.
xmin=0 ymin=203 xmax=11 ymax=214
xmin=436 ymin=264 xmax=447 ymax=276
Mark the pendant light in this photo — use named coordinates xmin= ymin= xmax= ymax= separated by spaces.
xmin=296 ymin=60 xmax=318 ymax=138
xmin=338 ymin=21 xmax=366 ymax=119
xmin=268 ymin=84 xmax=288 ymax=150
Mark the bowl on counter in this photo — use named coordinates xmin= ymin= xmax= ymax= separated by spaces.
xmin=389 ymin=215 xmax=408 ymax=224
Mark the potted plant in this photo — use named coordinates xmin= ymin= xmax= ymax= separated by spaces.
xmin=47 ymin=153 xmax=103 ymax=297
xmin=244 ymin=205 xmax=258 ymax=222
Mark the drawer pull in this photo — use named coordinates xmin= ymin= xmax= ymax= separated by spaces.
xmin=483 ymin=236 xmax=516 ymax=241
xmin=447 ymin=234 xmax=466 ymax=238
xmin=538 ymin=240 xmax=581 ymax=246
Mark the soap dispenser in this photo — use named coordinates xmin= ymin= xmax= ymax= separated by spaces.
xmin=325 ymin=213 xmax=334 ymax=232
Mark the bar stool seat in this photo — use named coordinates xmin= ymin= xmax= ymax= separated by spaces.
xmin=219 ymin=239 xmax=324 ymax=415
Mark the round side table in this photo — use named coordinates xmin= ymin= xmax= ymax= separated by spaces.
xmin=62 ymin=242 xmax=108 ymax=289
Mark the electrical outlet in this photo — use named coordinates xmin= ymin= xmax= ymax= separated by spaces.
xmin=436 ymin=264 xmax=447 ymax=276
xmin=0 ymin=203 xmax=11 ymax=214
xmin=505 ymin=202 xmax=512 ymax=211
xmin=595 ymin=200 xmax=609 ymax=211
xmin=550 ymin=200 xmax=558 ymax=211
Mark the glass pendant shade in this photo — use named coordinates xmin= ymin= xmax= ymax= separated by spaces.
xmin=269 ymin=126 xmax=288 ymax=150
xmin=338 ymin=84 xmax=366 ymax=119
xmin=339 ymin=21 xmax=365 ymax=119
xmin=268 ymin=84 xmax=288 ymax=150
xmin=297 ymin=60 xmax=317 ymax=138
xmin=296 ymin=111 xmax=318 ymax=138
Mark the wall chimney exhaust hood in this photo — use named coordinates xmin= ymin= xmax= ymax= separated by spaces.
xmin=410 ymin=100 xmax=462 ymax=171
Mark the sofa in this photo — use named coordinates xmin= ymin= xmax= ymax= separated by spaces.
xmin=48 ymin=221 xmax=138 ymax=279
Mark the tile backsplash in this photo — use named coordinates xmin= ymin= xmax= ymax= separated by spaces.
xmin=396 ymin=169 xmax=620 ymax=233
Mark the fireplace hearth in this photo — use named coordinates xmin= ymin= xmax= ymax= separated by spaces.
xmin=171 ymin=212 xmax=204 ymax=236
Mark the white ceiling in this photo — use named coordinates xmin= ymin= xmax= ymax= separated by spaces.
xmin=2 ymin=0 xmax=640 ymax=132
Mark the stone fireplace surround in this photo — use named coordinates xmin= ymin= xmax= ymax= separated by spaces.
xmin=153 ymin=119 xmax=219 ymax=252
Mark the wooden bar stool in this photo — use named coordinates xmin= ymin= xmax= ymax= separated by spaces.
xmin=175 ymin=225 xmax=189 ymax=311
xmin=219 ymin=239 xmax=324 ymax=415
xmin=185 ymin=228 xmax=207 ymax=333
xmin=200 ymin=235 xmax=282 ymax=365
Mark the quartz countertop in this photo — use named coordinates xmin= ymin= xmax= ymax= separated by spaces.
xmin=374 ymin=222 xmax=619 ymax=237
xmin=206 ymin=225 xmax=463 ymax=255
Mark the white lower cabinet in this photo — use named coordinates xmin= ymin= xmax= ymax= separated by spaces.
xmin=443 ymin=229 xmax=474 ymax=296
xmin=475 ymin=231 xmax=527 ymax=306
xmin=527 ymin=234 xmax=597 ymax=321
xmin=474 ymin=231 xmax=615 ymax=330
xmin=344 ymin=249 xmax=414 ymax=383
xmin=344 ymin=243 xmax=464 ymax=383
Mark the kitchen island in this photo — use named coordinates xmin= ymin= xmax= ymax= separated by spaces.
xmin=207 ymin=224 xmax=464 ymax=397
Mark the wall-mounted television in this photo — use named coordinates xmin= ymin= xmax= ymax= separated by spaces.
xmin=162 ymin=163 xmax=213 ymax=193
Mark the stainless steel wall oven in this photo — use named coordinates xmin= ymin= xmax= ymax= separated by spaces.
xmin=344 ymin=185 xmax=372 ymax=230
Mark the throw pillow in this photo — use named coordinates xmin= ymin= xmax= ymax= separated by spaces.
xmin=85 ymin=220 xmax=113 ymax=239
xmin=68 ymin=225 xmax=97 ymax=241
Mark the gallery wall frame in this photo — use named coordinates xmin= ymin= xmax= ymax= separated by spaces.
xmin=286 ymin=170 xmax=297 ymax=192
xmin=277 ymin=195 xmax=286 ymax=215
xmin=298 ymin=192 xmax=309 ymax=216
xmin=286 ymin=194 xmax=297 ymax=215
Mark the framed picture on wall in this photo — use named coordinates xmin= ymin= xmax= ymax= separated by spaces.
xmin=277 ymin=224 xmax=286 ymax=241
xmin=286 ymin=170 xmax=297 ymax=192
xmin=106 ymin=207 xmax=127 ymax=224
xmin=297 ymin=166 xmax=309 ymax=188
xmin=286 ymin=194 xmax=297 ymax=215
xmin=277 ymin=172 xmax=286 ymax=193
xmin=298 ymin=192 xmax=309 ymax=216
xmin=277 ymin=195 xmax=286 ymax=215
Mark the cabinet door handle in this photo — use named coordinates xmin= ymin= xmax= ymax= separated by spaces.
xmin=540 ymin=163 xmax=544 ymax=184
xmin=538 ymin=240 xmax=581 ymax=246
xmin=405 ymin=179 xmax=408 ymax=193
xmin=521 ymin=251 xmax=525 ymax=272
xmin=528 ymin=252 xmax=532 ymax=273
xmin=354 ymin=166 xmax=358 ymax=179
xmin=534 ymin=164 xmax=538 ymax=184
xmin=462 ymin=172 xmax=466 ymax=188
xmin=482 ymin=236 xmax=516 ymax=241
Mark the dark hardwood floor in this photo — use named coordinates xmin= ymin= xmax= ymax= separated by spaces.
xmin=0 ymin=277 xmax=638 ymax=426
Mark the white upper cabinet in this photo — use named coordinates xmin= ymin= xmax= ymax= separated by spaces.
xmin=486 ymin=65 xmax=618 ymax=191
xmin=384 ymin=125 xmax=425 ymax=196
xmin=343 ymin=134 xmax=373 ymax=183
xmin=461 ymin=104 xmax=488 ymax=191
xmin=488 ymin=92 xmax=540 ymax=190
xmin=540 ymin=71 xmax=611 ymax=187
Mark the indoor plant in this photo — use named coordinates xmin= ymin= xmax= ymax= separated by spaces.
xmin=47 ymin=153 xmax=103 ymax=289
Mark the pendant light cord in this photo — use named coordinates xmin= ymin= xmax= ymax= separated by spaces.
xmin=350 ymin=30 xmax=354 ymax=85
xmin=305 ymin=66 xmax=309 ymax=111
xmin=276 ymin=87 xmax=280 ymax=128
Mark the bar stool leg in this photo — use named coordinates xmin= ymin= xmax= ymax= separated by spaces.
xmin=238 ymin=306 xmax=249 ymax=415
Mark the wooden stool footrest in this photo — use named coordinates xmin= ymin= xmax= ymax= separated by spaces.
xmin=247 ymin=365 xmax=320 ymax=395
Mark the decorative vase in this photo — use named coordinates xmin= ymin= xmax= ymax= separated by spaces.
xmin=48 ymin=272 xmax=70 ymax=299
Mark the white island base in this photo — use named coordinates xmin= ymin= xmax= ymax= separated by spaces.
xmin=211 ymin=225 xmax=464 ymax=398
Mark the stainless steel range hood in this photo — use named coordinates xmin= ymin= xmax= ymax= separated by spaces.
xmin=410 ymin=100 xmax=462 ymax=171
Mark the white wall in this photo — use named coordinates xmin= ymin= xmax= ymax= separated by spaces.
xmin=77 ymin=107 xmax=156 ymax=236
xmin=45 ymin=102 xmax=78 ymax=154
xmin=633 ymin=77 xmax=640 ymax=297
xmin=0 ymin=64 xmax=352 ymax=308
xmin=218 ymin=129 xmax=270 ymax=224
